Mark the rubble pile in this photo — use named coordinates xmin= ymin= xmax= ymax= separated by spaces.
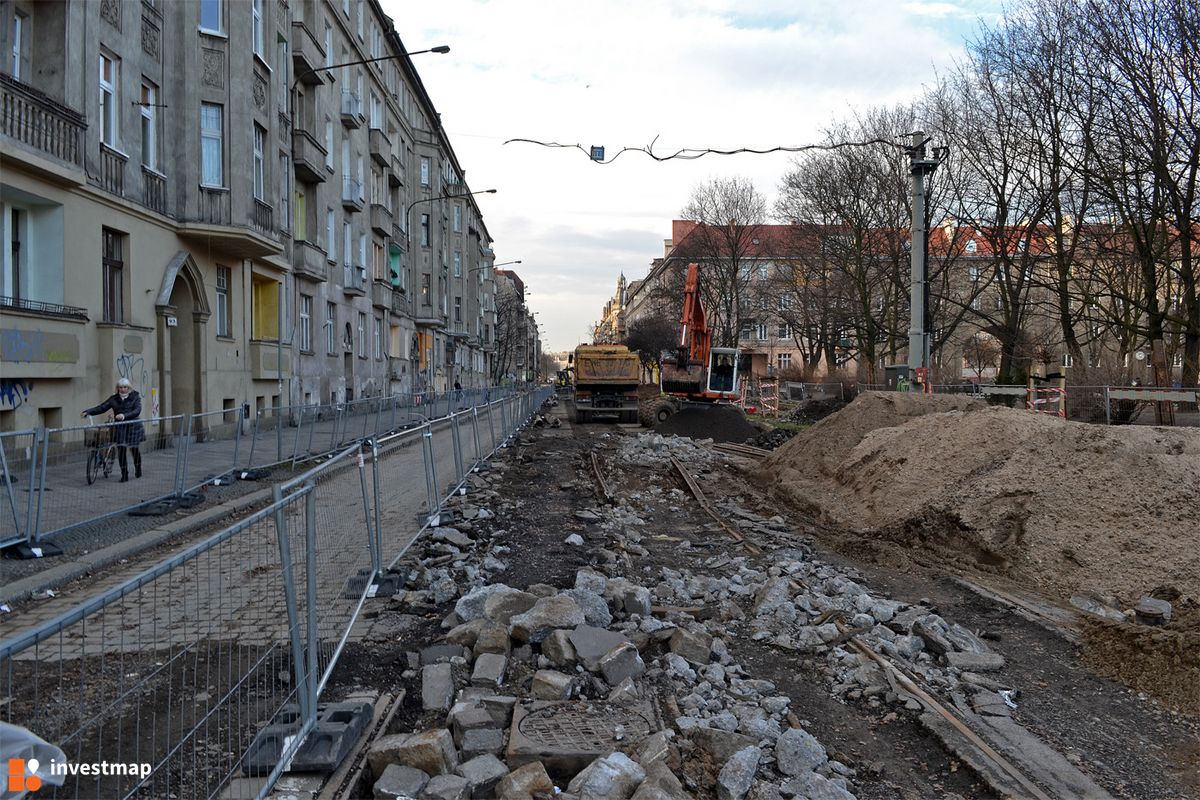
xmin=615 ymin=432 xmax=723 ymax=469
xmin=756 ymin=392 xmax=1200 ymax=605
xmin=372 ymin=458 xmax=867 ymax=798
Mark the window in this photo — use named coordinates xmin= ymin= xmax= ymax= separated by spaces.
xmin=251 ymin=0 xmax=264 ymax=57
xmin=299 ymin=294 xmax=313 ymax=351
xmin=966 ymin=239 xmax=978 ymax=253
xmin=969 ymin=265 xmax=980 ymax=282
xmin=11 ymin=10 xmax=27 ymax=80
xmin=420 ymin=214 xmax=430 ymax=247
xmin=326 ymin=208 xmax=336 ymax=261
xmin=342 ymin=221 xmax=351 ymax=265
xmin=200 ymin=0 xmax=221 ymax=32
xmin=374 ymin=317 xmax=383 ymax=359
xmin=757 ymin=322 xmax=768 ymax=341
xmin=740 ymin=321 xmax=753 ymax=340
xmin=778 ymin=353 xmax=792 ymax=371
xmin=453 ymin=251 xmax=462 ymax=277
xmin=421 ymin=272 xmax=430 ymax=302
xmin=1062 ymin=352 xmax=1074 ymax=368
xmin=216 ymin=265 xmax=231 ymax=336
xmin=454 ymin=296 xmax=462 ymax=322
xmin=370 ymin=93 xmax=382 ymax=128
xmin=251 ymin=275 xmax=280 ymax=339
xmin=276 ymin=38 xmax=288 ymax=112
xmin=453 ymin=204 xmax=462 ymax=232
xmin=324 ymin=119 xmax=333 ymax=169
xmin=281 ymin=154 xmax=292 ymax=231
xmin=373 ymin=242 xmax=385 ymax=280
xmin=99 ymin=54 xmax=119 ymax=147
xmin=324 ymin=24 xmax=333 ymax=68
xmin=357 ymin=312 xmax=366 ymax=357
xmin=420 ymin=158 xmax=430 ymax=187
xmin=140 ymin=82 xmax=158 ymax=170
xmin=356 ymin=1 xmax=363 ymax=39
xmin=200 ymin=103 xmax=223 ymax=186
xmin=102 ymin=228 xmax=124 ymax=323
xmin=253 ymin=125 xmax=266 ymax=200
xmin=358 ymin=232 xmax=367 ymax=268
xmin=779 ymin=294 xmax=792 ymax=311
xmin=777 ymin=323 xmax=790 ymax=339
xmin=326 ymin=301 xmax=337 ymax=353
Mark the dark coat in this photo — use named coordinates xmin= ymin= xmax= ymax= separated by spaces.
xmin=85 ymin=391 xmax=147 ymax=446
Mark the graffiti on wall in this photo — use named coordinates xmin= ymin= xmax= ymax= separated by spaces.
xmin=0 ymin=380 xmax=33 ymax=409
xmin=115 ymin=352 xmax=148 ymax=390
xmin=0 ymin=329 xmax=79 ymax=363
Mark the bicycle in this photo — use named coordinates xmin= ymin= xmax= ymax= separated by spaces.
xmin=84 ymin=414 xmax=118 ymax=485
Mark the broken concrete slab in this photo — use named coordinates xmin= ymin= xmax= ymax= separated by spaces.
xmin=373 ymin=763 xmax=429 ymax=799
xmin=393 ymin=728 xmax=458 ymax=776
xmin=482 ymin=589 xmax=538 ymax=625
xmin=423 ymin=664 xmax=455 ymax=712
xmin=686 ymin=728 xmax=758 ymax=767
xmin=448 ymin=702 xmax=496 ymax=746
xmin=568 ymin=625 xmax=631 ymax=670
xmin=566 ymin=752 xmax=646 ymax=799
xmin=460 ymin=727 xmax=505 ymax=760
xmin=420 ymin=773 xmax=469 ymax=800
xmin=716 ymin=746 xmax=760 ymax=800
xmin=668 ymin=628 xmax=713 ymax=665
xmin=779 ymin=770 xmax=855 ymax=800
xmin=421 ymin=644 xmax=468 ymax=665
xmin=457 ymin=754 xmax=509 ymax=799
xmin=542 ymin=629 xmax=578 ymax=667
xmin=775 ymin=727 xmax=828 ymax=775
xmin=599 ymin=642 xmax=646 ymax=686
xmin=366 ymin=733 xmax=411 ymax=780
xmin=494 ymin=761 xmax=555 ymax=799
xmin=471 ymin=653 xmax=507 ymax=688
xmin=532 ymin=670 xmax=573 ymax=701
xmin=510 ymin=595 xmax=586 ymax=643
xmin=944 ymin=651 xmax=1006 ymax=672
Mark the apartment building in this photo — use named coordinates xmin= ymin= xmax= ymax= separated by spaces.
xmin=0 ymin=0 xmax=499 ymax=433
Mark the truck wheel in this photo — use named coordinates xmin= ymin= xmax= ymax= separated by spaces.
xmin=637 ymin=397 xmax=656 ymax=427
xmin=650 ymin=400 xmax=675 ymax=425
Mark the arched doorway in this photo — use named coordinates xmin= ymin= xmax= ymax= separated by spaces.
xmin=155 ymin=252 xmax=211 ymax=418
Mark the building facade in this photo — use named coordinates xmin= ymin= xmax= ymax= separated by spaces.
xmin=1 ymin=0 xmax=503 ymax=433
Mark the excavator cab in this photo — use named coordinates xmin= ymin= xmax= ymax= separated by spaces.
xmin=706 ymin=347 xmax=740 ymax=396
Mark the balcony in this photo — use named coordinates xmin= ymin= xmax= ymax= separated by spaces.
xmin=341 ymin=177 xmax=364 ymax=211
xmin=292 ymin=239 xmax=329 ymax=282
xmin=387 ymin=154 xmax=403 ymax=187
xmin=390 ymin=288 xmax=407 ymax=315
xmin=368 ymin=128 xmax=390 ymax=166
xmin=196 ymin=186 xmax=231 ymax=225
xmin=251 ymin=199 xmax=274 ymax=235
xmin=342 ymin=264 xmax=367 ymax=295
xmin=369 ymin=203 xmax=392 ymax=235
xmin=371 ymin=280 xmax=392 ymax=309
xmin=340 ymin=91 xmax=364 ymax=128
xmin=96 ymin=144 xmax=126 ymax=197
xmin=249 ymin=340 xmax=290 ymax=381
xmin=0 ymin=73 xmax=85 ymax=180
xmin=292 ymin=128 xmax=327 ymax=183
xmin=290 ymin=21 xmax=326 ymax=85
xmin=141 ymin=167 xmax=167 ymax=215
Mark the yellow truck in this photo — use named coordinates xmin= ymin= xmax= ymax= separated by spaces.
xmin=569 ymin=344 xmax=641 ymax=423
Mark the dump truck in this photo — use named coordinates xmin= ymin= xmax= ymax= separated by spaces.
xmin=569 ymin=344 xmax=641 ymax=423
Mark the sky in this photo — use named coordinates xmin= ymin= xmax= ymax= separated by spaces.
xmin=381 ymin=0 xmax=1006 ymax=353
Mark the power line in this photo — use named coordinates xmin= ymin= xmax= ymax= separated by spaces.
xmin=502 ymin=134 xmax=906 ymax=163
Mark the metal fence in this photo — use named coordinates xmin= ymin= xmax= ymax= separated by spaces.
xmin=853 ymin=383 xmax=1199 ymax=427
xmin=0 ymin=387 xmax=524 ymax=557
xmin=0 ymin=387 xmax=553 ymax=800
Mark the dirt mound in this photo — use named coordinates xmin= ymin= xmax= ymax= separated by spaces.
xmin=655 ymin=405 xmax=757 ymax=443
xmin=756 ymin=392 xmax=1200 ymax=607
xmin=786 ymin=397 xmax=848 ymax=425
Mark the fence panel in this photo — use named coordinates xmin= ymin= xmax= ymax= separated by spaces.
xmin=32 ymin=415 xmax=185 ymax=541
xmin=0 ymin=489 xmax=314 ymax=800
xmin=0 ymin=430 xmax=38 ymax=549
xmin=180 ymin=406 xmax=245 ymax=491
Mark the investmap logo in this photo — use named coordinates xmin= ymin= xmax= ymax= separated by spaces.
xmin=7 ymin=758 xmax=42 ymax=793
xmin=7 ymin=756 xmax=152 ymax=792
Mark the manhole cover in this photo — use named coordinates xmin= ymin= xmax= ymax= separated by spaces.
xmin=517 ymin=704 xmax=653 ymax=750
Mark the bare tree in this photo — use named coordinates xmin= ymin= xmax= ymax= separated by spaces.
xmin=491 ymin=281 xmax=525 ymax=383
xmin=679 ymin=177 xmax=769 ymax=348
xmin=623 ymin=316 xmax=679 ymax=376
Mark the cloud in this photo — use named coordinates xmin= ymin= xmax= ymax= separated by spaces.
xmin=382 ymin=0 xmax=1005 ymax=350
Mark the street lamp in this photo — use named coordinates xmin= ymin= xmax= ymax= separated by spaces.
xmin=405 ymin=189 xmax=497 ymax=248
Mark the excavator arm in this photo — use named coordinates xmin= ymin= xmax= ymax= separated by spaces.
xmin=679 ymin=263 xmax=712 ymax=366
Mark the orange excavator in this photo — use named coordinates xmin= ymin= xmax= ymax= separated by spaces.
xmin=638 ymin=262 xmax=743 ymax=425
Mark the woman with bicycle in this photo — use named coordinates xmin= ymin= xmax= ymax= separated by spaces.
xmin=81 ymin=378 xmax=146 ymax=482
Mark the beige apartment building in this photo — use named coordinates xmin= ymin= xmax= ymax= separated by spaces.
xmin=0 ymin=0 xmax=501 ymax=433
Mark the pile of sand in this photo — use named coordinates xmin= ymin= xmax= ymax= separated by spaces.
xmin=756 ymin=392 xmax=1200 ymax=606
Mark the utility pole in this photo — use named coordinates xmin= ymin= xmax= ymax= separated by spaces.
xmin=907 ymin=132 xmax=944 ymax=384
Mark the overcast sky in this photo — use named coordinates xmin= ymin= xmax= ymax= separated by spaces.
xmin=381 ymin=0 xmax=1005 ymax=353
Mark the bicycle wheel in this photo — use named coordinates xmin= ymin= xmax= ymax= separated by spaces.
xmin=102 ymin=448 xmax=113 ymax=478
xmin=86 ymin=449 xmax=99 ymax=485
